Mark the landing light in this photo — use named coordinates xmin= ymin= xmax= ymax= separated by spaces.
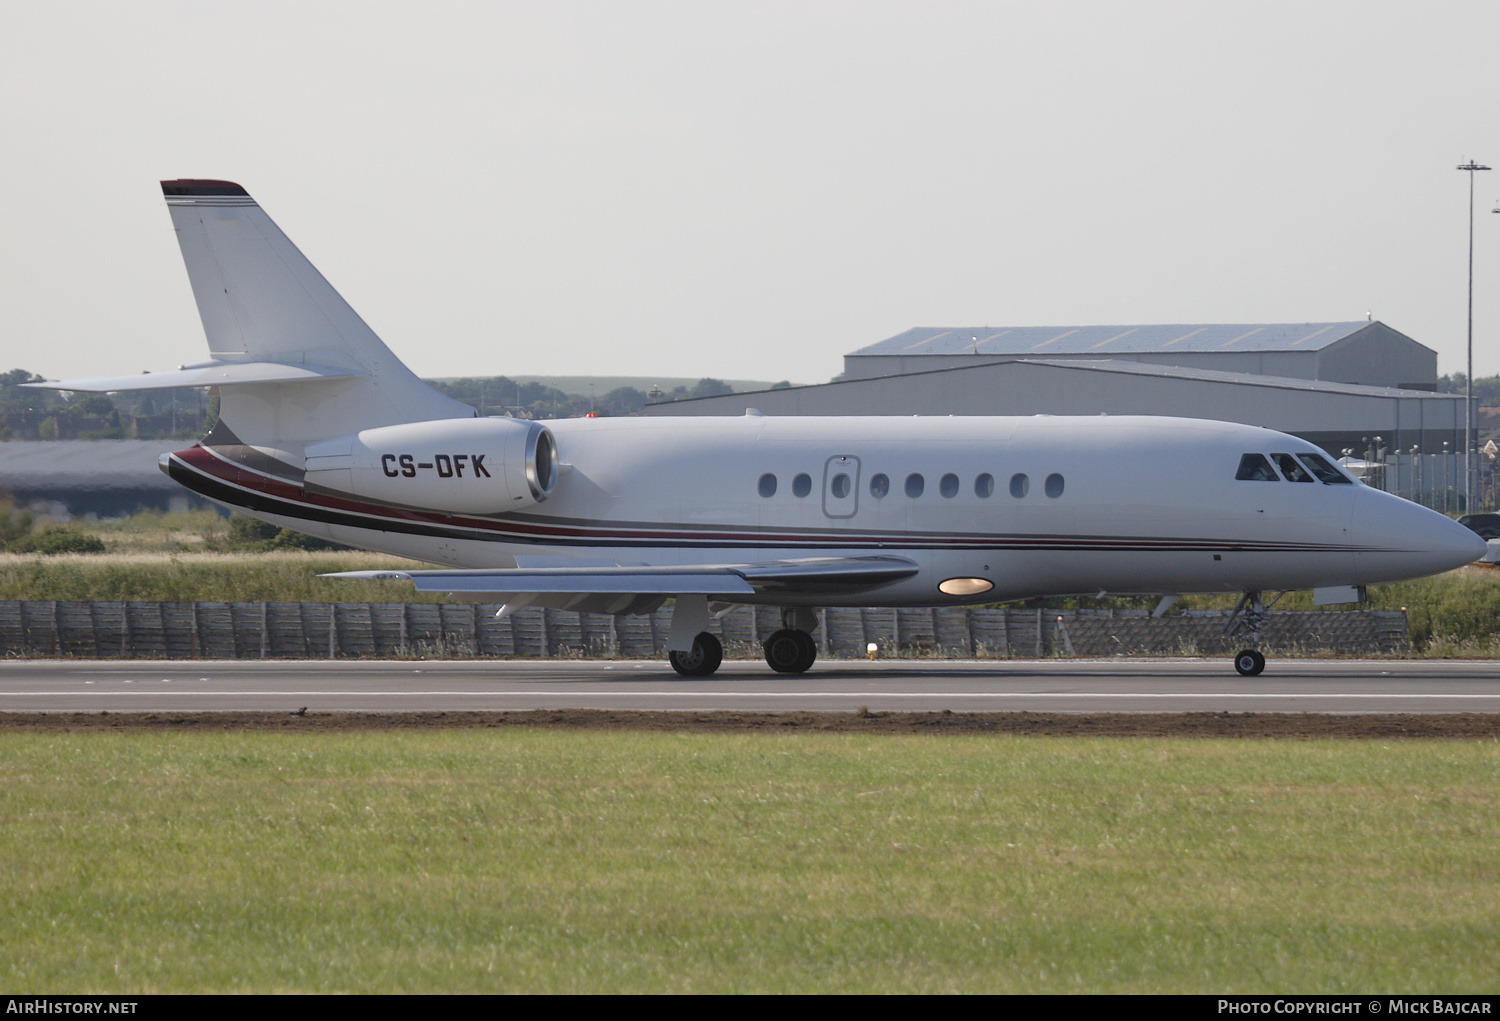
xmin=939 ymin=577 xmax=993 ymax=597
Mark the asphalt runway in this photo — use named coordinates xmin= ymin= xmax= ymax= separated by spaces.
xmin=0 ymin=657 xmax=1497 ymax=713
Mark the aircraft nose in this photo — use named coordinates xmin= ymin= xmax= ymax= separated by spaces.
xmin=1456 ymin=521 xmax=1492 ymax=564
xmin=1352 ymin=487 xmax=1488 ymax=580
xmin=1428 ymin=515 xmax=1491 ymax=569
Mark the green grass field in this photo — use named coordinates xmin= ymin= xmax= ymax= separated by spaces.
xmin=2 ymin=730 xmax=1497 ymax=993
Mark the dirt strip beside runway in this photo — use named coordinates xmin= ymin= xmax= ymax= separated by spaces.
xmin=2 ymin=710 xmax=1499 ymax=739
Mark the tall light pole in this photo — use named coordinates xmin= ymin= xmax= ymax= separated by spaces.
xmin=1458 ymin=160 xmax=1490 ymax=512
xmin=1491 ymin=198 xmax=1500 ymax=510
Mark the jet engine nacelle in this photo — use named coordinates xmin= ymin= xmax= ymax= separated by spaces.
xmin=303 ymin=417 xmax=558 ymax=513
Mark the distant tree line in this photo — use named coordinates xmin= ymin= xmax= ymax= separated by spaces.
xmin=1436 ymin=372 xmax=1500 ymax=406
xmin=408 ymin=376 xmax=745 ymax=419
xmin=0 ymin=369 xmax=218 ymax=441
xmin=426 ymin=377 xmax=642 ymax=419
xmin=0 ymin=368 xmax=753 ymax=439
xmin=15 ymin=362 xmax=1489 ymax=440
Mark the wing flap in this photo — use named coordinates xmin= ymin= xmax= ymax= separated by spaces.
xmin=731 ymin=556 xmax=921 ymax=589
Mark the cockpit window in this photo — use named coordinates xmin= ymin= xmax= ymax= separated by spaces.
xmin=1272 ymin=453 xmax=1314 ymax=483
xmin=1235 ymin=453 xmax=1278 ymax=482
xmin=1298 ymin=453 xmax=1353 ymax=484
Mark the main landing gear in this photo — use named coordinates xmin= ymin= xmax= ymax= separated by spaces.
xmin=763 ymin=628 xmax=817 ymax=673
xmin=763 ymin=607 xmax=820 ymax=674
xmin=1225 ymin=591 xmax=1283 ymax=676
xmin=668 ymin=631 xmax=723 ymax=677
xmin=663 ymin=607 xmax=823 ymax=676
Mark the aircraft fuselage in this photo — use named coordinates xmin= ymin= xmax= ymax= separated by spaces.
xmin=168 ymin=412 xmax=1482 ymax=606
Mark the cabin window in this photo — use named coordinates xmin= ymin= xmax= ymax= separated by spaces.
xmin=975 ymin=473 xmax=994 ymax=498
xmin=905 ymin=473 xmax=925 ymax=498
xmin=831 ymin=473 xmax=851 ymax=498
xmin=1045 ymin=473 xmax=1065 ymax=498
xmin=869 ymin=473 xmax=890 ymax=498
xmin=792 ymin=473 xmax=812 ymax=497
xmin=1298 ymin=453 xmax=1354 ymax=484
xmin=1272 ymin=453 xmax=1314 ymax=483
xmin=940 ymin=473 xmax=960 ymax=498
xmin=758 ymin=473 xmax=777 ymax=497
xmin=1235 ymin=453 xmax=1278 ymax=481
xmin=1009 ymin=473 xmax=1029 ymax=498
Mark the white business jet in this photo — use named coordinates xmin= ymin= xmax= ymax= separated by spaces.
xmin=28 ymin=181 xmax=1486 ymax=677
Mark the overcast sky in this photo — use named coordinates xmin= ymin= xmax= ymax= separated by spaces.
xmin=5 ymin=0 xmax=1500 ymax=386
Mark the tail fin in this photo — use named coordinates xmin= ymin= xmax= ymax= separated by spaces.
xmin=161 ymin=180 xmax=471 ymax=448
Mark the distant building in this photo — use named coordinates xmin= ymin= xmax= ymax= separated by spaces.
xmin=643 ymin=322 xmax=1463 ymax=471
xmin=0 ymin=441 xmax=204 ymax=519
xmin=842 ymin=322 xmax=1437 ymax=391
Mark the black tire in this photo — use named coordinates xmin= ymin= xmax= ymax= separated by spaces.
xmin=793 ymin=629 xmax=818 ymax=672
xmin=764 ymin=628 xmax=815 ymax=673
xmin=1233 ymin=649 xmax=1266 ymax=677
xmin=669 ymin=631 xmax=723 ymax=677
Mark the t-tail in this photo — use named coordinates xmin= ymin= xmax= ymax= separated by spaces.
xmin=28 ymin=179 xmax=473 ymax=456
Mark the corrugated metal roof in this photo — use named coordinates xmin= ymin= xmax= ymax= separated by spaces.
xmin=851 ymin=322 xmax=1386 ymax=357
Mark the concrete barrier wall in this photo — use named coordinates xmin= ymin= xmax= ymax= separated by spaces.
xmin=0 ymin=601 xmax=1408 ymax=659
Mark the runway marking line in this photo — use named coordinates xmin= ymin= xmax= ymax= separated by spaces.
xmin=4 ymin=691 xmax=1500 ymax=700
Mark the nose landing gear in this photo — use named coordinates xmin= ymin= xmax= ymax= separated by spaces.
xmin=1225 ymin=591 xmax=1282 ymax=676
xmin=1233 ymin=648 xmax=1266 ymax=677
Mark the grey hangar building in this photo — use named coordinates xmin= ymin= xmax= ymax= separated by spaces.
xmin=645 ymin=322 xmax=1468 ymax=473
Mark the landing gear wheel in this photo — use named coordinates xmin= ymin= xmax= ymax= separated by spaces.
xmin=794 ymin=630 xmax=817 ymax=672
xmin=1233 ymin=649 xmax=1266 ymax=677
xmin=764 ymin=628 xmax=816 ymax=673
xmin=669 ymin=631 xmax=723 ymax=677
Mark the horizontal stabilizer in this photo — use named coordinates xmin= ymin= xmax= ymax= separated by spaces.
xmin=23 ymin=360 xmax=366 ymax=394
xmin=323 ymin=555 xmax=919 ymax=599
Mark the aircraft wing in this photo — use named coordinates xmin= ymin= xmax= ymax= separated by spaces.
xmin=323 ymin=555 xmax=919 ymax=598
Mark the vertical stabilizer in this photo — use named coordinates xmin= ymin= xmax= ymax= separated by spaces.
xmin=161 ymin=180 xmax=472 ymax=449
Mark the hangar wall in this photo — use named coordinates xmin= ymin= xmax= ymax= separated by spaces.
xmin=643 ymin=358 xmax=1465 ymax=458
xmin=1317 ymin=324 xmax=1439 ymax=390
xmin=0 ymin=440 xmax=207 ymax=518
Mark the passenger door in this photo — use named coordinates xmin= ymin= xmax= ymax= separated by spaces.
xmin=822 ymin=455 xmax=860 ymax=518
